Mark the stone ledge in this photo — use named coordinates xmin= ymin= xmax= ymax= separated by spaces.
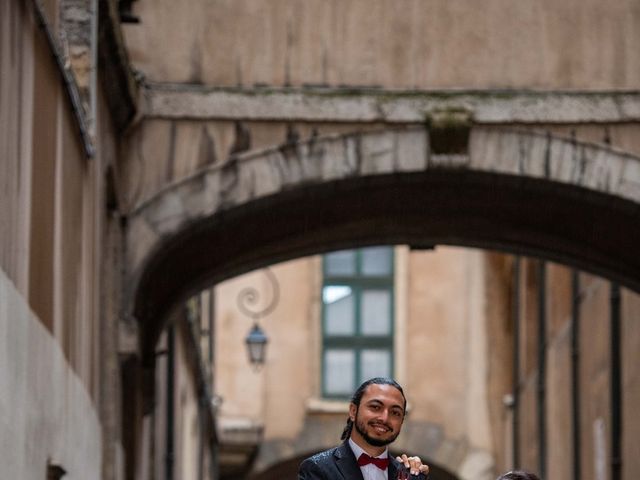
xmin=305 ymin=397 xmax=350 ymax=414
xmin=144 ymin=83 xmax=640 ymax=124
xmin=218 ymin=416 xmax=264 ymax=444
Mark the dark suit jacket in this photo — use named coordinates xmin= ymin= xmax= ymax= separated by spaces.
xmin=298 ymin=441 xmax=427 ymax=480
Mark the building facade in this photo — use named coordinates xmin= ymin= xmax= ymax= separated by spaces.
xmin=212 ymin=248 xmax=640 ymax=480
xmin=0 ymin=1 xmax=216 ymax=479
xmin=1 ymin=1 xmax=640 ymax=480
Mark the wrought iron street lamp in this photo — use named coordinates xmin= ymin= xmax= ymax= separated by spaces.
xmin=238 ymin=268 xmax=279 ymax=369
xmin=245 ymin=323 xmax=268 ymax=367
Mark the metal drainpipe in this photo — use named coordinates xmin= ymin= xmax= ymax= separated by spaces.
xmin=209 ymin=289 xmax=219 ymax=479
xmin=512 ymin=256 xmax=521 ymax=468
xmin=185 ymin=299 xmax=218 ymax=480
xmin=610 ymin=283 xmax=622 ymax=480
xmin=571 ymin=270 xmax=581 ymax=480
xmin=209 ymin=290 xmax=215 ymax=366
xmin=198 ymin=395 xmax=204 ymax=480
xmin=166 ymin=326 xmax=175 ymax=480
xmin=197 ymin=295 xmax=205 ymax=480
xmin=537 ymin=261 xmax=547 ymax=479
xmin=601 ymin=129 xmax=622 ymax=480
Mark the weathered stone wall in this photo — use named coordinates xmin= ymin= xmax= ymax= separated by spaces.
xmin=544 ymin=263 xmax=573 ymax=480
xmin=123 ymin=0 xmax=640 ymax=90
xmin=120 ymin=113 xmax=640 ymax=217
xmin=1 ymin=2 xmax=124 ymax=479
xmin=122 ymin=122 xmax=640 ymax=235
xmin=622 ymin=290 xmax=640 ymax=480
xmin=578 ymin=274 xmax=611 ymax=480
xmin=1 ymin=0 xmax=36 ymax=295
xmin=60 ymin=0 xmax=92 ymax=96
xmin=483 ymin=252 xmax=514 ymax=474
xmin=173 ymin=324 xmax=204 ymax=480
xmin=514 ymin=260 xmax=640 ymax=480
xmin=1 ymin=0 xmax=104 ymax=398
xmin=0 ymin=269 xmax=102 ymax=479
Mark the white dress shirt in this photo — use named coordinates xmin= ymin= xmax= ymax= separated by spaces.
xmin=348 ymin=437 xmax=389 ymax=480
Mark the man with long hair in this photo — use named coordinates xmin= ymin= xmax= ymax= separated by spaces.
xmin=298 ymin=377 xmax=430 ymax=479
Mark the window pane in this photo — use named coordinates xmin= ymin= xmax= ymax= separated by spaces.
xmin=361 ymin=289 xmax=391 ymax=335
xmin=360 ymin=349 xmax=391 ymax=382
xmin=325 ymin=349 xmax=355 ymax=395
xmin=323 ymin=285 xmax=352 ymax=304
xmin=325 ymin=250 xmax=356 ymax=276
xmin=324 ymin=286 xmax=355 ymax=335
xmin=361 ymin=246 xmax=392 ymax=276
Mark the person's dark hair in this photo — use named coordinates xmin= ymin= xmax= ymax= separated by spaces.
xmin=497 ymin=471 xmax=540 ymax=480
xmin=340 ymin=377 xmax=407 ymax=441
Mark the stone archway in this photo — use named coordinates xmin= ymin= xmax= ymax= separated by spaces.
xmin=125 ymin=126 xmax=640 ymax=363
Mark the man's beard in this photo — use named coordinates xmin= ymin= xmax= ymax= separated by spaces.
xmin=354 ymin=413 xmax=400 ymax=447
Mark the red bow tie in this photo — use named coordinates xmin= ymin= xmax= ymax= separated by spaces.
xmin=357 ymin=453 xmax=389 ymax=470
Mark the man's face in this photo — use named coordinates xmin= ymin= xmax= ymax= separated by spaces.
xmin=350 ymin=383 xmax=405 ymax=448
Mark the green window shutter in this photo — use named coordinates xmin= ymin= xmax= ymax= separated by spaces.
xmin=321 ymin=246 xmax=395 ymax=399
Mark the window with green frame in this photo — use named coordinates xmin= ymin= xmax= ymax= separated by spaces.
xmin=321 ymin=246 xmax=395 ymax=399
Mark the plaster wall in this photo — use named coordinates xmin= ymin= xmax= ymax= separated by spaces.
xmin=513 ymin=262 xmax=640 ymax=480
xmin=97 ymin=87 xmax=128 ymax=480
xmin=1 ymin=3 xmax=125 ymax=479
xmin=622 ymin=290 xmax=640 ymax=480
xmin=407 ymin=248 xmax=481 ymax=438
xmin=1 ymin=0 xmax=104 ymax=400
xmin=174 ymin=326 xmax=203 ymax=480
xmin=407 ymin=247 xmax=494 ymax=480
xmin=483 ymin=253 xmax=514 ymax=474
xmin=215 ymin=257 xmax=316 ymax=437
xmin=1 ymin=0 xmax=36 ymax=296
xmin=579 ymin=275 xmax=611 ymax=480
xmin=123 ymin=0 xmax=640 ymax=90
xmin=0 ymin=268 xmax=102 ymax=479
xmin=545 ymin=264 xmax=573 ymax=480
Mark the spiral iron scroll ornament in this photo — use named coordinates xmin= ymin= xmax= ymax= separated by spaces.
xmin=236 ymin=268 xmax=280 ymax=321
xmin=239 ymin=268 xmax=279 ymax=368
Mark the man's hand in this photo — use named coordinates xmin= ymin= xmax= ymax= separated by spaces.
xmin=396 ymin=454 xmax=429 ymax=476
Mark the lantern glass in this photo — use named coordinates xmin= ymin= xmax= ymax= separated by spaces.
xmin=245 ymin=324 xmax=268 ymax=367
